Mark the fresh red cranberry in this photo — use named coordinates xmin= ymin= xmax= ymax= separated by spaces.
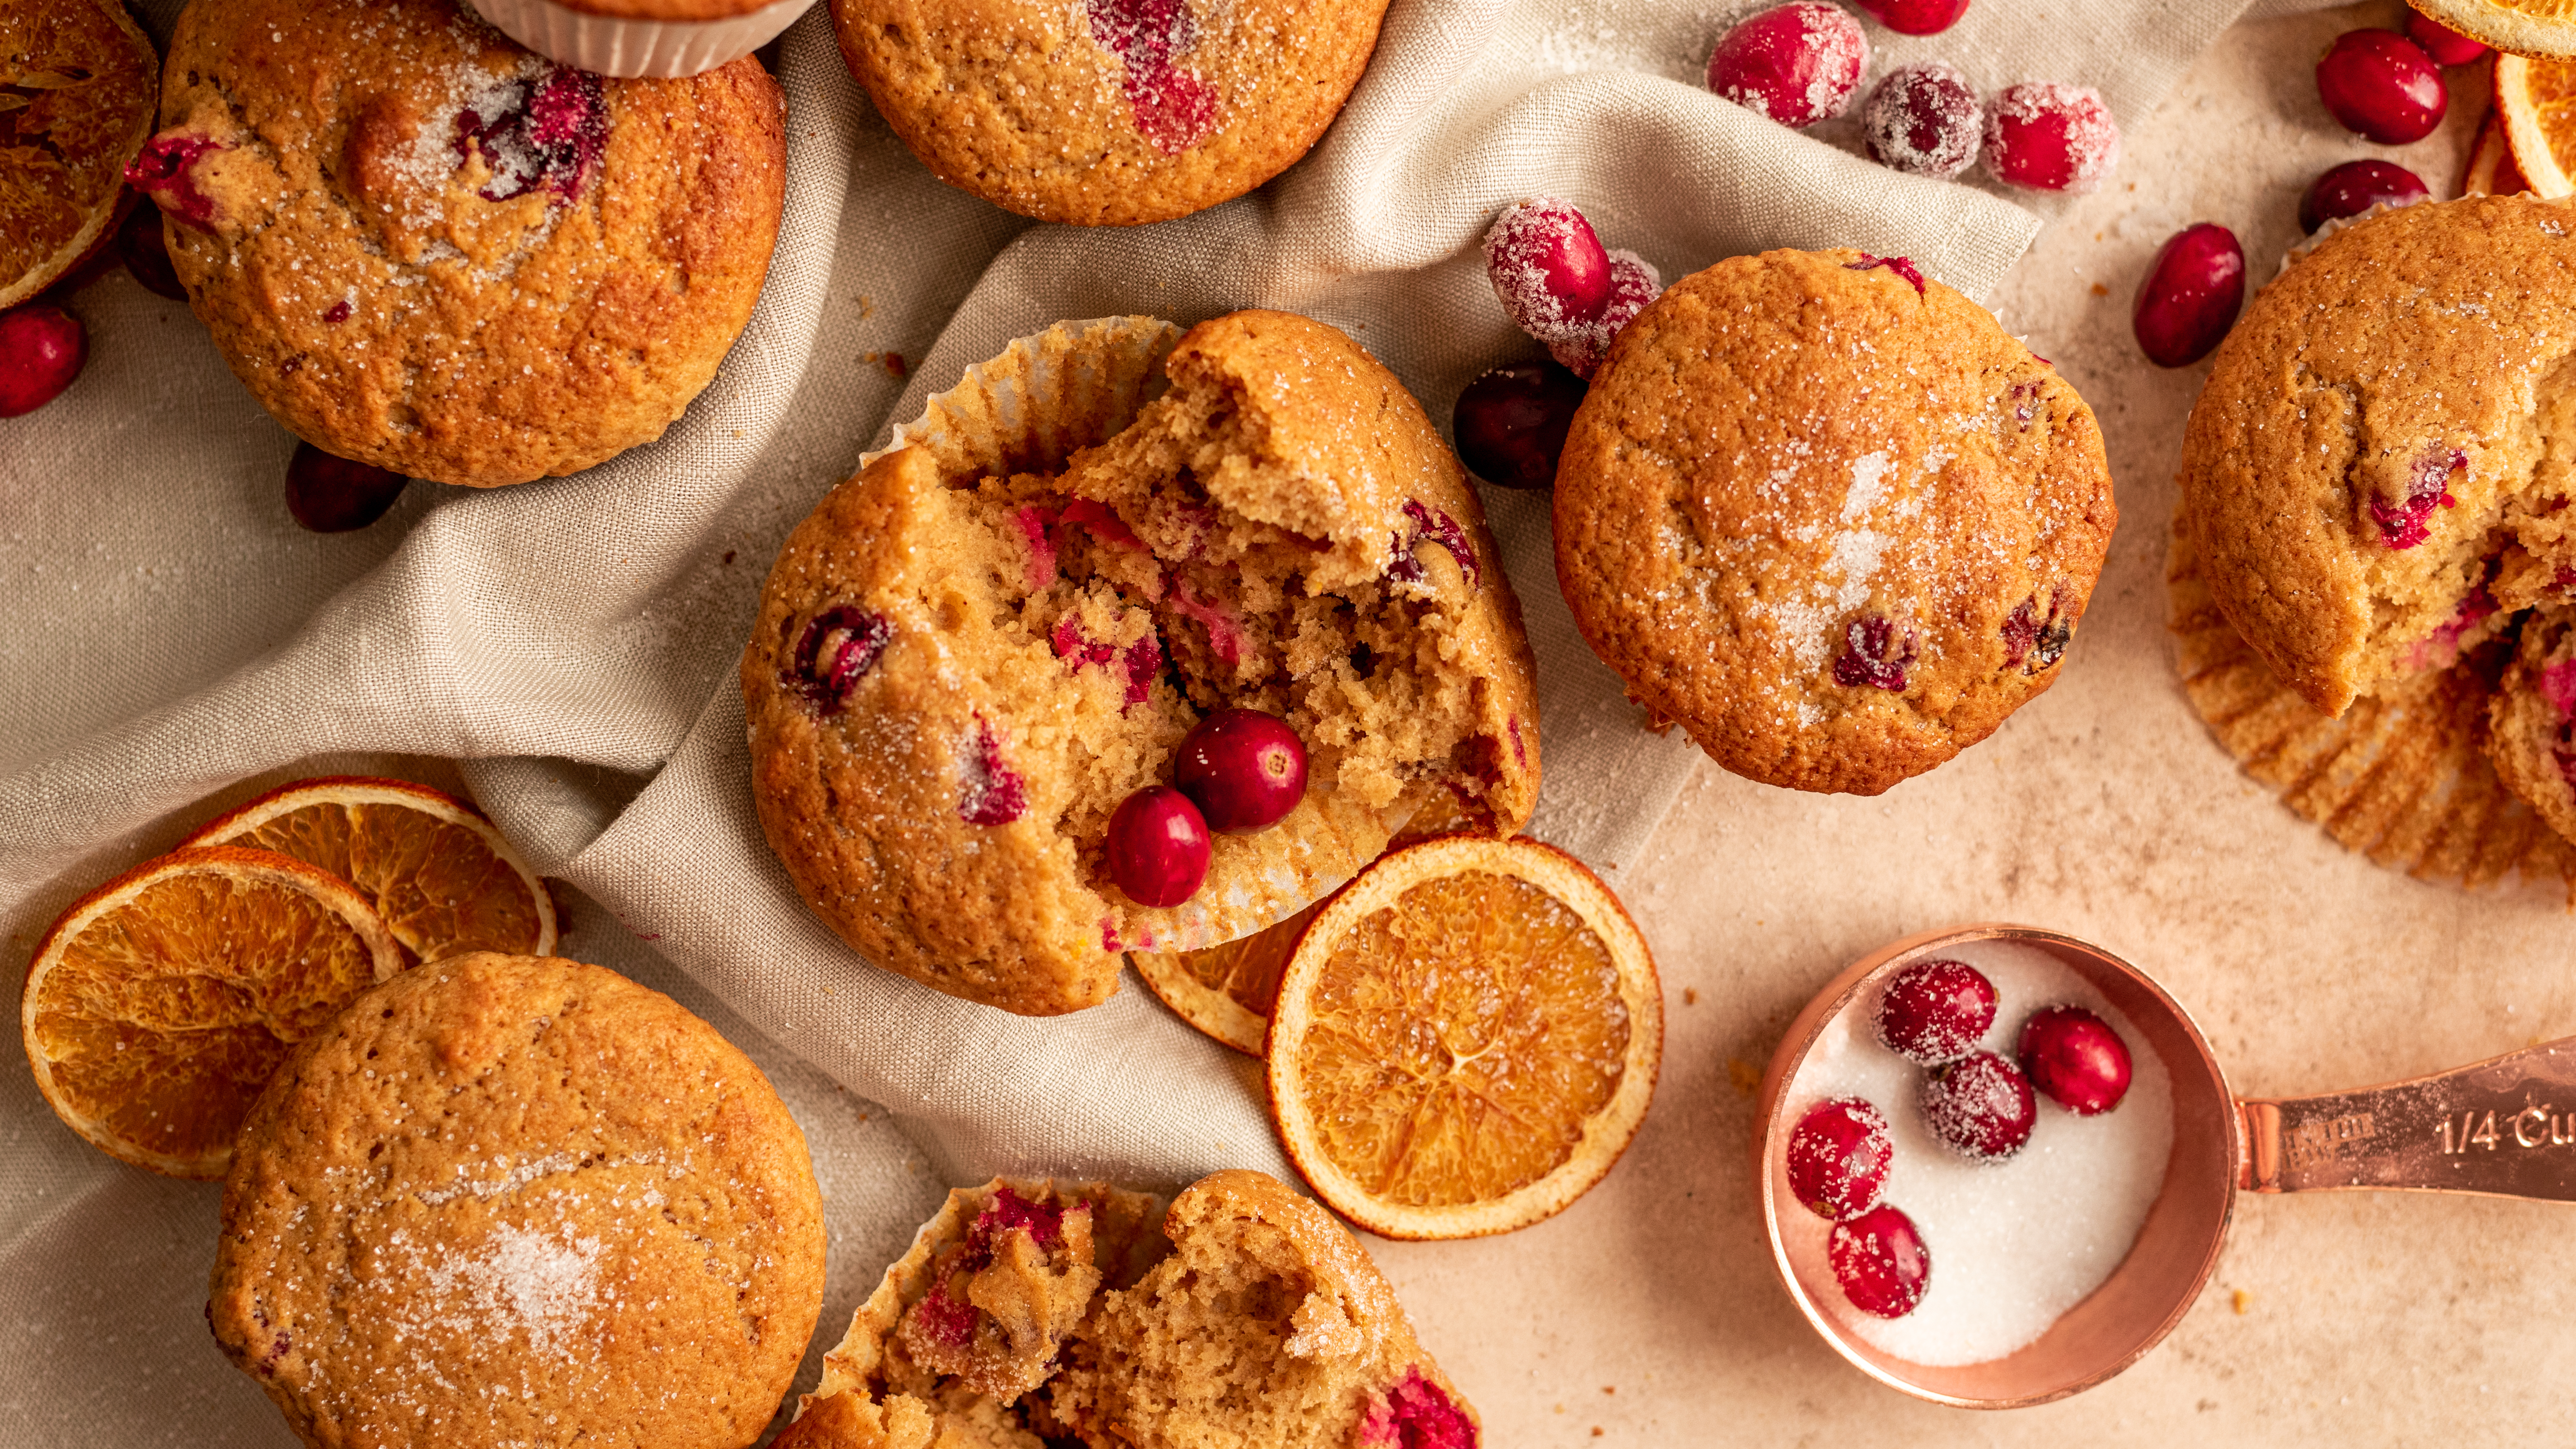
xmin=1174 ymin=709 xmax=1307 ymax=832
xmin=1706 ymin=2 xmax=1870 ymax=130
xmin=2133 ymin=223 xmax=2244 ymax=369
xmin=1786 ymin=1098 xmax=1892 ymax=1220
xmin=1832 ymin=615 xmax=1913 ymax=691
xmin=0 ymin=305 xmax=86 ymax=418
xmin=1549 ymin=250 xmax=1660 ymax=379
xmin=1483 ymin=199 xmax=1614 ymax=340
xmin=2405 ymin=9 xmax=2488 ymax=65
xmin=454 ymin=66 xmax=607 ymax=203
xmin=2017 ymin=1005 xmax=2134 ymax=1115
xmin=112 ymin=198 xmax=187 ymax=300
xmin=1085 ymin=0 xmax=1218 ymax=153
xmin=1873 ymin=957 xmax=1997 ymax=1065
xmin=2298 ymin=158 xmax=2429 ymax=234
xmin=1982 ymin=82 xmax=2120 ymax=193
xmin=787 ymin=604 xmax=894 ymax=714
xmin=1453 ymin=361 xmax=1585 ymax=491
xmin=2370 ymin=445 xmax=2462 ymax=549
xmin=1360 ymin=1366 xmax=1477 ymax=1449
xmin=284 ymin=443 xmax=409 ymax=532
xmin=1851 ymin=0 xmax=1969 ymax=34
xmin=1830 ymin=1204 xmax=1930 ymax=1318
xmin=1106 ymin=785 xmax=1211 ymax=907
xmin=959 ymin=717 xmax=1029 ymax=825
xmin=2315 ymin=30 xmax=2445 ymax=144
xmin=1920 ymin=1051 xmax=2037 ymax=1162
xmin=1861 ymin=62 xmax=1981 ymax=178
xmin=125 ymin=132 xmax=224 ymax=228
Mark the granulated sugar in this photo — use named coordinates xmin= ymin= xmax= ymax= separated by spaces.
xmin=1781 ymin=939 xmax=2172 ymax=1366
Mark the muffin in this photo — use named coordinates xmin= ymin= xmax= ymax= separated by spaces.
xmin=1553 ymin=248 xmax=2116 ymax=796
xmin=131 ymin=0 xmax=785 ymax=487
xmin=208 ymin=952 xmax=827 ymax=1449
xmin=2487 ymin=609 xmax=2576 ymax=844
xmin=466 ymin=0 xmax=817 ymax=78
xmin=774 ymin=1169 xmax=1481 ymax=1449
xmin=743 ymin=310 xmax=1540 ymax=1016
xmin=830 ymin=0 xmax=1387 ymax=226
xmin=2181 ymin=195 xmax=2576 ymax=718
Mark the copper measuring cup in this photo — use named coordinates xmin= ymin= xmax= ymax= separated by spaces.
xmin=1753 ymin=922 xmax=2576 ymax=1409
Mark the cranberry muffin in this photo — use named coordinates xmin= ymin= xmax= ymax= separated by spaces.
xmin=1553 ymin=248 xmax=2116 ymax=796
xmin=133 ymin=0 xmax=784 ymax=486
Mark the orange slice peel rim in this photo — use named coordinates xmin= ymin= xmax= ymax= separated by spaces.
xmin=2497 ymin=53 xmax=2576 ymax=198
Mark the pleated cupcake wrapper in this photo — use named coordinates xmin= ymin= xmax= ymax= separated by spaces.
xmin=466 ymin=0 xmax=814 ymax=78
xmin=871 ymin=317 xmax=1411 ymax=956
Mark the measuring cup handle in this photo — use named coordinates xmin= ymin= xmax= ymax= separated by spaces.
xmin=2240 ymin=1038 xmax=2576 ymax=1199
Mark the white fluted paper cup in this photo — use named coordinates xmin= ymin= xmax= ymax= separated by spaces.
xmin=467 ymin=0 xmax=815 ymax=78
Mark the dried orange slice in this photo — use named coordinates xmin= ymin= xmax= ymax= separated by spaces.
xmin=183 ymin=776 xmax=556 ymax=964
xmin=1 ymin=0 xmax=157 ymax=307
xmin=22 ymin=846 xmax=405 ymax=1177
xmin=1134 ymin=899 xmax=1323 ymax=1055
xmin=1265 ymin=835 xmax=1663 ymax=1239
xmin=2497 ymin=53 xmax=2576 ymax=198
xmin=2462 ymin=108 xmax=2536 ymax=196
xmin=2416 ymin=0 xmax=2576 ymax=60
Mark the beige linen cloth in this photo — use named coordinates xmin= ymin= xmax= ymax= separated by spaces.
xmin=0 ymin=0 xmax=2321 ymax=1441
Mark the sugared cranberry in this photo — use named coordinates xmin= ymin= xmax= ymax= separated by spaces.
xmin=2370 ymin=445 xmax=2462 ymax=549
xmin=959 ymin=718 xmax=1029 ymax=825
xmin=453 ymin=66 xmax=608 ymax=203
xmin=1982 ymin=82 xmax=2120 ymax=194
xmin=1173 ymin=708 xmax=1308 ymax=832
xmin=0 ymin=305 xmax=86 ymax=418
xmin=1360 ymin=1366 xmax=1477 ymax=1449
xmin=2315 ymin=30 xmax=2445 ymax=145
xmin=113 ymin=199 xmax=187 ymax=300
xmin=1706 ymin=2 xmax=1870 ymax=130
xmin=2000 ymin=594 xmax=2071 ymax=671
xmin=1832 ymin=615 xmax=1912 ymax=691
xmin=1105 ymin=785 xmax=1211 ymax=907
xmin=1862 ymin=62 xmax=1981 ymax=179
xmin=2017 ymin=1005 xmax=2134 ymax=1115
xmin=2133 ymin=223 xmax=2244 ymax=369
xmin=1919 ymin=1051 xmax=2037 ymax=1162
xmin=2298 ymin=158 xmax=2429 ymax=234
xmin=1786 ymin=1098 xmax=1892 ymax=1220
xmin=1085 ymin=0 xmax=1218 ymax=153
xmin=1852 ymin=0 xmax=1968 ymax=34
xmin=787 ymin=604 xmax=894 ymax=713
xmin=125 ymin=132 xmax=224 ymax=228
xmin=284 ymin=443 xmax=410 ymax=532
xmin=1873 ymin=957 xmax=1997 ymax=1065
xmin=1483 ymin=199 xmax=1614 ymax=341
xmin=1453 ymin=361 xmax=1585 ymax=490
xmin=1550 ymin=251 xmax=1660 ymax=379
xmin=2404 ymin=9 xmax=2488 ymax=65
xmin=1830 ymin=1204 xmax=1930 ymax=1318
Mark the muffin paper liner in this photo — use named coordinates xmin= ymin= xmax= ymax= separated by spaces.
xmin=466 ymin=0 xmax=814 ymax=78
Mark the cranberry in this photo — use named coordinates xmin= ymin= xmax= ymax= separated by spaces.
xmin=113 ymin=199 xmax=187 ymax=300
xmin=1173 ymin=708 xmax=1307 ymax=832
xmin=2017 ymin=1005 xmax=2134 ymax=1115
xmin=0 ymin=305 xmax=86 ymax=418
xmin=2001 ymin=594 xmax=2071 ymax=671
xmin=1452 ymin=361 xmax=1584 ymax=490
xmin=1861 ymin=62 xmax=1981 ymax=179
xmin=454 ymin=66 xmax=607 ymax=203
xmin=959 ymin=718 xmax=1029 ymax=825
xmin=1786 ymin=1098 xmax=1892 ymax=1220
xmin=1851 ymin=0 xmax=1968 ymax=34
xmin=1919 ymin=1051 xmax=2037 ymax=1162
xmin=126 ymin=132 xmax=224 ymax=228
xmin=2404 ymin=9 xmax=2488 ymax=65
xmin=284 ymin=443 xmax=410 ymax=532
xmin=1361 ymin=1366 xmax=1476 ymax=1449
xmin=2133 ymin=223 xmax=2244 ymax=369
xmin=1873 ymin=958 xmax=1997 ymax=1065
xmin=1706 ymin=2 xmax=1870 ymax=130
xmin=1085 ymin=0 xmax=1218 ymax=153
xmin=2370 ymin=445 xmax=2462 ymax=549
xmin=1982 ymin=82 xmax=2120 ymax=194
xmin=1105 ymin=785 xmax=1211 ymax=907
xmin=1549 ymin=250 xmax=1660 ymax=379
xmin=1831 ymin=615 xmax=1912 ymax=691
xmin=1830 ymin=1205 xmax=1930 ymax=1318
xmin=2315 ymin=30 xmax=2445 ymax=144
xmin=1483 ymin=199 xmax=1614 ymax=341
xmin=1386 ymin=498 xmax=1482 ymax=591
xmin=787 ymin=605 xmax=894 ymax=713
xmin=2298 ymin=158 xmax=2428 ymax=234
xmin=1846 ymin=253 xmax=1924 ymax=293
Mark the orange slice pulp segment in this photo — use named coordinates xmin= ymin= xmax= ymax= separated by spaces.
xmin=0 ymin=0 xmax=157 ymax=307
xmin=2497 ymin=53 xmax=2576 ymax=197
xmin=1133 ymin=899 xmax=1322 ymax=1056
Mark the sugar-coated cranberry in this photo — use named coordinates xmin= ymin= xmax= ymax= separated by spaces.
xmin=1483 ymin=199 xmax=1614 ymax=341
xmin=1106 ymin=786 xmax=1211 ymax=907
xmin=1549 ymin=250 xmax=1660 ymax=379
xmin=2298 ymin=158 xmax=2429 ymax=234
xmin=2404 ymin=9 xmax=2489 ymax=65
xmin=1830 ymin=1204 xmax=1930 ymax=1318
xmin=959 ymin=717 xmax=1030 ymax=825
xmin=1832 ymin=615 xmax=1913 ymax=690
xmin=1786 ymin=1098 xmax=1893 ymax=1220
xmin=0 ymin=305 xmax=87 ymax=418
xmin=1174 ymin=708 xmax=1308 ymax=833
xmin=1862 ymin=62 xmax=1981 ymax=179
xmin=113 ymin=199 xmax=187 ymax=300
xmin=2017 ymin=1005 xmax=2134 ymax=1115
xmin=1874 ymin=957 xmax=1997 ymax=1065
xmin=1920 ymin=1051 xmax=2037 ymax=1162
xmin=2315 ymin=30 xmax=2445 ymax=144
xmin=2133 ymin=223 xmax=2244 ymax=369
xmin=284 ymin=443 xmax=410 ymax=533
xmin=1852 ymin=0 xmax=1969 ymax=35
xmin=2370 ymin=445 xmax=2462 ymax=549
xmin=1706 ymin=2 xmax=1871 ymax=130
xmin=1453 ymin=361 xmax=1585 ymax=490
xmin=1983 ymin=82 xmax=2120 ymax=193
xmin=1085 ymin=0 xmax=1219 ymax=154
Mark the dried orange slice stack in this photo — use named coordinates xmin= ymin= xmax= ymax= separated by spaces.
xmin=1265 ymin=835 xmax=1663 ymax=1239
xmin=2462 ymin=110 xmax=2536 ymax=196
xmin=2496 ymin=53 xmax=2576 ymax=197
xmin=0 ymin=0 xmax=158 ymax=307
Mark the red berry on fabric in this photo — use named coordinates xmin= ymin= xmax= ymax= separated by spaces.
xmin=1106 ymin=786 xmax=1211 ymax=907
xmin=1549 ymin=250 xmax=1660 ymax=379
xmin=1453 ymin=360 xmax=1586 ymax=491
xmin=0 ymin=305 xmax=86 ymax=418
xmin=114 ymin=199 xmax=187 ymax=300
xmin=1920 ymin=1050 xmax=2037 ymax=1162
xmin=2133 ymin=223 xmax=2245 ymax=369
xmin=283 ymin=442 xmax=409 ymax=533
xmin=2298 ymin=158 xmax=2428 ymax=233
xmin=2404 ymin=9 xmax=2488 ymax=65
xmin=1706 ymin=2 xmax=1870 ymax=130
xmin=1483 ymin=198 xmax=1614 ymax=341
xmin=1852 ymin=0 xmax=1969 ymax=35
xmin=2019 ymin=1005 xmax=2135 ymax=1115
xmin=2315 ymin=30 xmax=2446 ymax=144
xmin=1830 ymin=1204 xmax=1930 ymax=1318
xmin=1874 ymin=957 xmax=1997 ymax=1065
xmin=1862 ymin=62 xmax=1981 ymax=178
xmin=1983 ymin=82 xmax=2120 ymax=193
xmin=1787 ymin=1097 xmax=1893 ymax=1220
xmin=1173 ymin=708 xmax=1307 ymax=833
